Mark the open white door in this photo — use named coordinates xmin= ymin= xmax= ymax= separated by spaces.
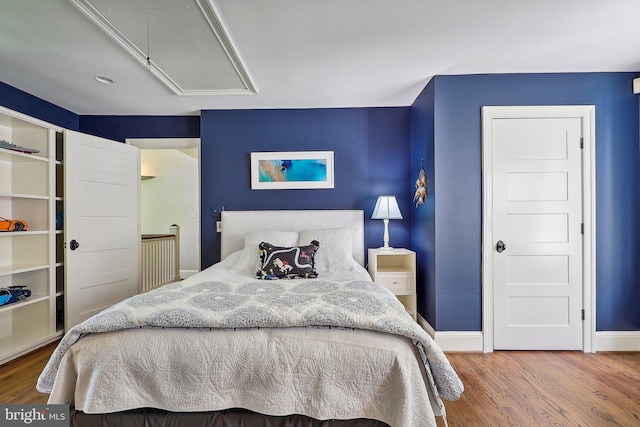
xmin=64 ymin=130 xmax=139 ymax=329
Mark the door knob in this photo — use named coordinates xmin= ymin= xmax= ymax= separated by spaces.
xmin=496 ymin=240 xmax=506 ymax=253
xmin=69 ymin=239 xmax=80 ymax=251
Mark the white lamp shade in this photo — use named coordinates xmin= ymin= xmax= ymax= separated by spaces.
xmin=372 ymin=195 xmax=403 ymax=220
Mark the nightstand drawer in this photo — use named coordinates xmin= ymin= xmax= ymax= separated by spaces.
xmin=377 ymin=273 xmax=413 ymax=294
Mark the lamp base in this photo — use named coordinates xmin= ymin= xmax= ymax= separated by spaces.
xmin=379 ymin=219 xmax=394 ymax=251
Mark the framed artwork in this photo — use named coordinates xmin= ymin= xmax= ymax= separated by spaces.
xmin=250 ymin=151 xmax=334 ymax=190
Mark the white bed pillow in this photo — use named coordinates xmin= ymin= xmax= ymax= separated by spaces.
xmin=231 ymin=230 xmax=300 ymax=274
xmin=298 ymin=228 xmax=356 ymax=272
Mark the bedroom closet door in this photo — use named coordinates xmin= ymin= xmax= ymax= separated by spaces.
xmin=482 ymin=106 xmax=595 ymax=351
xmin=64 ymin=130 xmax=139 ymax=329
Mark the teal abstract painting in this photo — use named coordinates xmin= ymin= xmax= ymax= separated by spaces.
xmin=258 ymin=159 xmax=327 ymax=182
xmin=251 ymin=151 xmax=334 ymax=189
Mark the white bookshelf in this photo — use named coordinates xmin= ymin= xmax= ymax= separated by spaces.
xmin=0 ymin=106 xmax=64 ymax=364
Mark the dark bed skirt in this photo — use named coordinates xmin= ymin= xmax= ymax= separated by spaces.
xmin=70 ymin=407 xmax=391 ymax=427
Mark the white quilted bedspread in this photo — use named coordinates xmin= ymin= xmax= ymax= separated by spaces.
xmin=38 ymin=254 xmax=463 ymax=427
xmin=49 ymin=327 xmax=437 ymax=426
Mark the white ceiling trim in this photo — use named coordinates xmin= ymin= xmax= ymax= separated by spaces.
xmin=69 ymin=0 xmax=257 ymax=97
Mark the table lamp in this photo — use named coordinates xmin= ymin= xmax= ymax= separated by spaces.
xmin=372 ymin=195 xmax=402 ymax=250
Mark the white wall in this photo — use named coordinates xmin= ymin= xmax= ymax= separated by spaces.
xmin=141 ymin=149 xmax=199 ymax=275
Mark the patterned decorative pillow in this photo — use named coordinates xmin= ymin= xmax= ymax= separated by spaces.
xmin=231 ymin=230 xmax=300 ymax=274
xmin=256 ymin=240 xmax=320 ymax=279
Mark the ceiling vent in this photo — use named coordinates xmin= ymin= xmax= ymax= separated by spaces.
xmin=70 ymin=0 xmax=257 ymax=96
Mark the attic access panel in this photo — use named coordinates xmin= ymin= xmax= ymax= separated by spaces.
xmin=71 ymin=0 xmax=256 ymax=95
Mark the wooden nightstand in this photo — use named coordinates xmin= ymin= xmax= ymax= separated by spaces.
xmin=368 ymin=248 xmax=417 ymax=320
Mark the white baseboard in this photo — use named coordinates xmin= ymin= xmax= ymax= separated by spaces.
xmin=417 ymin=315 xmax=640 ymax=352
xmin=417 ymin=315 xmax=484 ymax=352
xmin=595 ymin=331 xmax=640 ymax=351
xmin=417 ymin=315 xmax=436 ymax=337
xmin=180 ymin=270 xmax=199 ymax=279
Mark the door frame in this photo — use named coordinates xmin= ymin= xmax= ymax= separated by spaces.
xmin=126 ymin=138 xmax=202 ymax=277
xmin=481 ymin=106 xmax=596 ymax=353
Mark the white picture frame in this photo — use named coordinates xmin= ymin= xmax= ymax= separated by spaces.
xmin=250 ymin=151 xmax=334 ymax=190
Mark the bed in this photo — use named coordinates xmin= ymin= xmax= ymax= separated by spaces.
xmin=37 ymin=210 xmax=463 ymax=427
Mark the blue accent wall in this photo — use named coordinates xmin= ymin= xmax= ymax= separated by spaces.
xmin=410 ymin=80 xmax=437 ymax=327
xmin=200 ymin=108 xmax=412 ymax=268
xmin=411 ymin=72 xmax=640 ymax=331
xmin=0 ymin=82 xmax=78 ymax=130
xmin=78 ymin=115 xmax=200 ymax=142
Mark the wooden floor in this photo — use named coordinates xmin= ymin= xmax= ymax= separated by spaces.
xmin=438 ymin=351 xmax=640 ymax=427
xmin=0 ymin=341 xmax=58 ymax=405
xmin=1 ymin=344 xmax=639 ymax=426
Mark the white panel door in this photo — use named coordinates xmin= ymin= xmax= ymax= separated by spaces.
xmin=65 ymin=130 xmax=139 ymax=329
xmin=491 ymin=117 xmax=583 ymax=350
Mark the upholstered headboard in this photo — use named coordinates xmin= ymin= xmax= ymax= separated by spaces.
xmin=220 ymin=210 xmax=365 ymax=266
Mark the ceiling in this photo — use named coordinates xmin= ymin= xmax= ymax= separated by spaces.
xmin=1 ymin=0 xmax=639 ymax=116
